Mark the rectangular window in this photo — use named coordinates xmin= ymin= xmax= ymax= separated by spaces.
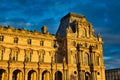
xmin=25 ymin=52 xmax=31 ymax=62
xmin=14 ymin=37 xmax=18 ymax=43
xmin=84 ymin=53 xmax=89 ymax=65
xmin=96 ymin=56 xmax=100 ymax=65
xmin=12 ymin=51 xmax=18 ymax=61
xmin=27 ymin=39 xmax=32 ymax=45
xmin=40 ymin=53 xmax=44 ymax=62
xmin=40 ymin=40 xmax=44 ymax=46
xmin=0 ymin=36 xmax=4 ymax=42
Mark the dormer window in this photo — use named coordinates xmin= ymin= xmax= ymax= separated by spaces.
xmin=0 ymin=36 xmax=4 ymax=42
xmin=27 ymin=39 xmax=32 ymax=45
xmin=40 ymin=40 xmax=44 ymax=46
xmin=14 ymin=37 xmax=18 ymax=43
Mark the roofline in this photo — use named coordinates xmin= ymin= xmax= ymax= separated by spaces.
xmin=61 ymin=12 xmax=85 ymax=21
xmin=105 ymin=68 xmax=120 ymax=71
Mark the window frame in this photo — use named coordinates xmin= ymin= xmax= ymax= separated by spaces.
xmin=0 ymin=36 xmax=4 ymax=42
xmin=27 ymin=39 xmax=32 ymax=45
xmin=40 ymin=40 xmax=44 ymax=46
xmin=14 ymin=37 xmax=18 ymax=44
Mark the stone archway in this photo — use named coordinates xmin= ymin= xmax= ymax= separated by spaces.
xmin=28 ymin=70 xmax=37 ymax=80
xmin=42 ymin=70 xmax=50 ymax=80
xmin=0 ymin=69 xmax=6 ymax=80
xmin=12 ymin=69 xmax=23 ymax=80
xmin=55 ymin=71 xmax=62 ymax=80
xmin=85 ymin=72 xmax=90 ymax=80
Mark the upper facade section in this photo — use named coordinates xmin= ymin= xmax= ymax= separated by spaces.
xmin=56 ymin=12 xmax=101 ymax=41
xmin=0 ymin=25 xmax=56 ymax=48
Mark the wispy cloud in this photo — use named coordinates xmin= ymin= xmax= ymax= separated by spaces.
xmin=0 ymin=0 xmax=120 ymax=69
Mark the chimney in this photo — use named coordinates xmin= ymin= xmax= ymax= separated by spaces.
xmin=41 ymin=25 xmax=47 ymax=34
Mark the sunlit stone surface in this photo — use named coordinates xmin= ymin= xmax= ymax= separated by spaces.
xmin=0 ymin=12 xmax=105 ymax=80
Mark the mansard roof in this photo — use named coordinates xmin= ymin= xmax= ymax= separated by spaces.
xmin=61 ymin=12 xmax=86 ymax=21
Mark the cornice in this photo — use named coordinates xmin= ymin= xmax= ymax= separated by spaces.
xmin=0 ymin=26 xmax=55 ymax=39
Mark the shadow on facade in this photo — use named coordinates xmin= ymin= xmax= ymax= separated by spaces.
xmin=42 ymin=70 xmax=50 ymax=80
xmin=13 ymin=69 xmax=23 ymax=80
xmin=0 ymin=69 xmax=7 ymax=80
xmin=55 ymin=71 xmax=62 ymax=80
xmin=28 ymin=70 xmax=37 ymax=80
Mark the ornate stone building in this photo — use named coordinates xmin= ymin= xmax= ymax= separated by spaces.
xmin=105 ymin=68 xmax=120 ymax=80
xmin=0 ymin=12 xmax=105 ymax=80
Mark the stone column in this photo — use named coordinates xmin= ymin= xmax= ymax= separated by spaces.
xmin=20 ymin=72 xmax=23 ymax=80
xmin=8 ymin=69 xmax=12 ymax=80
xmin=66 ymin=69 xmax=69 ymax=80
xmin=76 ymin=44 xmax=82 ymax=80
xmin=63 ymin=57 xmax=66 ymax=80
xmin=63 ymin=67 xmax=67 ymax=80
xmin=90 ymin=52 xmax=95 ymax=66
xmin=3 ymin=70 xmax=8 ymax=80
xmin=63 ymin=68 xmax=65 ymax=80
xmin=51 ymin=57 xmax=54 ymax=80
xmin=91 ymin=71 xmax=97 ymax=80
xmin=63 ymin=70 xmax=66 ymax=80
xmin=51 ymin=66 xmax=53 ymax=80
xmin=24 ymin=62 xmax=28 ymax=80
xmin=82 ymin=71 xmax=85 ymax=80
xmin=39 ymin=69 xmax=42 ymax=80
xmin=79 ymin=70 xmax=85 ymax=80
xmin=8 ymin=61 xmax=13 ymax=80
xmin=53 ymin=70 xmax=55 ymax=80
xmin=38 ymin=62 xmax=41 ymax=80
xmin=24 ymin=69 xmax=28 ymax=80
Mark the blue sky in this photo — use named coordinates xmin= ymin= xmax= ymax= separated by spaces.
xmin=0 ymin=0 xmax=120 ymax=69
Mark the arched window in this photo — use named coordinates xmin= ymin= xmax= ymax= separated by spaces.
xmin=85 ymin=72 xmax=90 ymax=80
xmin=55 ymin=71 xmax=62 ymax=80
xmin=0 ymin=36 xmax=4 ymax=42
xmin=42 ymin=71 xmax=50 ymax=80
xmin=28 ymin=70 xmax=37 ymax=80
xmin=14 ymin=37 xmax=18 ymax=43
xmin=12 ymin=70 xmax=22 ymax=80
xmin=0 ymin=69 xmax=6 ymax=80
xmin=83 ymin=53 xmax=89 ymax=65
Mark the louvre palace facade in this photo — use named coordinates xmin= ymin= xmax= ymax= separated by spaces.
xmin=0 ymin=13 xmax=106 ymax=80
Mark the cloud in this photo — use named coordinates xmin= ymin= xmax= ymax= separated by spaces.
xmin=0 ymin=0 xmax=120 ymax=69
xmin=105 ymin=58 xmax=120 ymax=69
xmin=39 ymin=18 xmax=58 ymax=34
